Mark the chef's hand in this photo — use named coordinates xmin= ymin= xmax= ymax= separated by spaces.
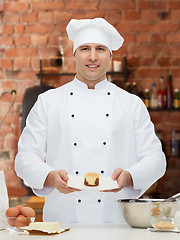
xmin=44 ymin=170 xmax=81 ymax=194
xmin=103 ymin=168 xmax=133 ymax=192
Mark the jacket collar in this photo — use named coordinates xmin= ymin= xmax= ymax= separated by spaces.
xmin=73 ymin=75 xmax=109 ymax=90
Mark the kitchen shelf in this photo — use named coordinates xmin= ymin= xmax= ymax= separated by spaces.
xmin=149 ymin=108 xmax=180 ymax=112
xmin=36 ymin=57 xmax=128 ymax=84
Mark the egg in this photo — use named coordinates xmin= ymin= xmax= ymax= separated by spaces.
xmin=16 ymin=205 xmax=24 ymax=211
xmin=7 ymin=217 xmax=16 ymax=227
xmin=6 ymin=207 xmax=19 ymax=217
xmin=15 ymin=215 xmax=28 ymax=228
xmin=20 ymin=207 xmax=35 ymax=217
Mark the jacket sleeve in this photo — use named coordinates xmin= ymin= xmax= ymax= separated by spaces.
xmin=125 ymin=96 xmax=166 ymax=196
xmin=15 ymin=94 xmax=54 ymax=195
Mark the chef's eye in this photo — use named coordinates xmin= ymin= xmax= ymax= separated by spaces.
xmin=97 ymin=47 xmax=105 ymax=51
xmin=81 ymin=47 xmax=89 ymax=51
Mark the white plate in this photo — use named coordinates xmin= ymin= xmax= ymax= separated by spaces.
xmin=67 ymin=175 xmax=119 ymax=191
xmin=19 ymin=226 xmax=70 ymax=235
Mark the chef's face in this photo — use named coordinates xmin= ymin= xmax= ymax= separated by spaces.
xmin=74 ymin=43 xmax=111 ymax=86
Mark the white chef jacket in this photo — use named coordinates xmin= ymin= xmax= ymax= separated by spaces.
xmin=15 ymin=77 xmax=166 ymax=224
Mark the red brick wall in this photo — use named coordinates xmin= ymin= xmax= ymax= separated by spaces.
xmin=0 ymin=0 xmax=180 ymax=198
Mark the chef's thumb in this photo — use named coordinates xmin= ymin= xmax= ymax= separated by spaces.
xmin=112 ymin=168 xmax=123 ymax=180
xmin=58 ymin=170 xmax=69 ymax=182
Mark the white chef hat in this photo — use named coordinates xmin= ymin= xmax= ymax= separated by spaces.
xmin=66 ymin=18 xmax=124 ymax=54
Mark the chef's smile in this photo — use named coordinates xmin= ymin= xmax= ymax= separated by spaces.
xmin=86 ymin=64 xmax=100 ymax=70
xmin=74 ymin=43 xmax=111 ymax=88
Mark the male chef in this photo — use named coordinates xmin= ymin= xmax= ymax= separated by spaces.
xmin=15 ymin=18 xmax=166 ymax=223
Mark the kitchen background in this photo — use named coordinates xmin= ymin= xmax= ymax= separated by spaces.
xmin=0 ymin=0 xmax=180 ymax=200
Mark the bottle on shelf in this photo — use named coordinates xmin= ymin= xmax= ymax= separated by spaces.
xmin=158 ymin=76 xmax=167 ymax=109
xmin=150 ymin=83 xmax=158 ymax=109
xmin=171 ymin=130 xmax=180 ymax=157
xmin=138 ymin=86 xmax=145 ymax=102
xmin=144 ymin=89 xmax=150 ymax=109
xmin=58 ymin=37 xmax=64 ymax=71
xmin=107 ymin=75 xmax=112 ymax=82
xmin=131 ymin=82 xmax=138 ymax=95
xmin=124 ymin=82 xmax=131 ymax=93
xmin=174 ymin=89 xmax=180 ymax=109
xmin=166 ymin=74 xmax=173 ymax=109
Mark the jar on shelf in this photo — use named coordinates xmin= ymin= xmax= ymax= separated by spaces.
xmin=171 ymin=130 xmax=180 ymax=157
xmin=113 ymin=60 xmax=122 ymax=72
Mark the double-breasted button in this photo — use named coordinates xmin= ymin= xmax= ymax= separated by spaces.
xmin=78 ymin=199 xmax=81 ymax=203
xmin=101 ymin=170 xmax=104 ymax=174
xmin=106 ymin=113 xmax=109 ymax=117
xmin=70 ymin=92 xmax=73 ymax=95
xmin=75 ymin=171 xmax=79 ymax=175
xmin=74 ymin=143 xmax=77 ymax=146
xmin=71 ymin=114 xmax=75 ymax=117
xmin=98 ymin=199 xmax=101 ymax=203
xmin=103 ymin=142 xmax=106 ymax=145
xmin=107 ymin=92 xmax=111 ymax=95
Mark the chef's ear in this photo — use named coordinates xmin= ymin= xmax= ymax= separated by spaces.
xmin=73 ymin=50 xmax=76 ymax=57
xmin=109 ymin=51 xmax=112 ymax=59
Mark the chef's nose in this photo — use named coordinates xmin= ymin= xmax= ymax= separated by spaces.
xmin=89 ymin=49 xmax=97 ymax=62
